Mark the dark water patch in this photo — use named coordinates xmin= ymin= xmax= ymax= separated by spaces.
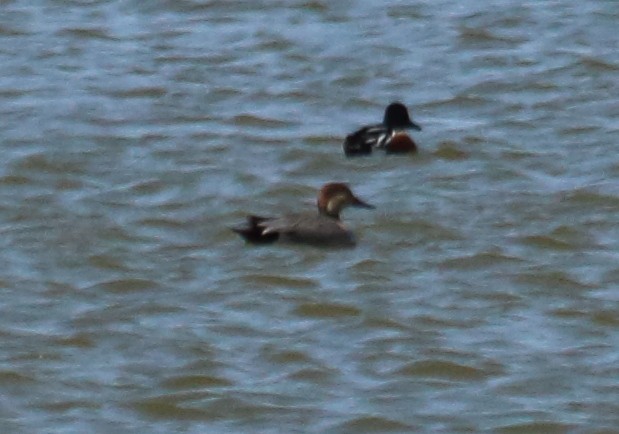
xmin=39 ymin=399 xmax=101 ymax=412
xmin=0 ymin=24 xmax=29 ymax=36
xmin=514 ymin=269 xmax=595 ymax=293
xmin=439 ymin=251 xmax=524 ymax=271
xmin=131 ymin=391 xmax=218 ymax=421
xmin=332 ymin=71 xmax=368 ymax=88
xmin=88 ymin=278 xmax=160 ymax=293
xmin=601 ymin=268 xmax=619 ymax=287
xmin=580 ymin=55 xmax=619 ymax=72
xmin=161 ymin=374 xmax=232 ymax=390
xmin=532 ymin=225 xmax=598 ymax=250
xmin=293 ymin=302 xmax=361 ymax=318
xmin=55 ymin=177 xmax=85 ymax=191
xmin=469 ymin=288 xmax=524 ymax=308
xmin=287 ymin=367 xmax=334 ymax=382
xmin=259 ymin=88 xmax=318 ymax=101
xmin=203 ymin=85 xmax=243 ymax=102
xmin=429 ymin=93 xmax=490 ymax=109
xmin=229 ymin=114 xmax=296 ymax=128
xmin=375 ymin=217 xmax=463 ymax=243
xmin=590 ymin=310 xmax=619 ymax=328
xmin=150 ymin=0 xmax=250 ymax=14
xmin=0 ymin=88 xmax=30 ymax=99
xmin=12 ymin=152 xmax=87 ymax=175
xmin=132 ymin=393 xmax=304 ymax=422
xmin=463 ymin=79 xmax=524 ymax=95
xmin=394 ymin=359 xmax=489 ymax=381
xmin=495 ymin=421 xmax=576 ymax=434
xmin=57 ymin=27 xmax=116 ymax=41
xmin=106 ymin=86 xmax=167 ymax=98
xmin=8 ymin=348 xmax=65 ymax=363
xmin=499 ymin=352 xmax=593 ymax=400
xmin=548 ymin=307 xmax=589 ymax=320
xmin=0 ymin=370 xmax=36 ymax=384
xmin=433 ymin=141 xmax=470 ymax=160
xmin=369 ymin=44 xmax=409 ymax=58
xmin=500 ymin=148 xmax=542 ymax=162
xmin=296 ymin=0 xmax=328 ymax=13
xmin=155 ymin=52 xmax=234 ymax=65
xmin=256 ymin=36 xmax=295 ymax=52
xmin=416 ymin=314 xmax=486 ymax=329
xmin=333 ymin=415 xmax=416 ymax=433
xmin=361 ymin=315 xmax=410 ymax=332
xmin=68 ymin=305 xmax=136 ymax=329
xmin=123 ymin=178 xmax=167 ymax=195
xmin=262 ymin=348 xmax=314 ymax=365
xmin=303 ymin=134 xmax=340 ymax=145
xmin=461 ymin=135 xmax=487 ymax=146
xmin=0 ymin=174 xmax=32 ymax=186
xmin=562 ymin=188 xmax=619 ymax=209
xmin=458 ymin=26 xmax=525 ymax=47
xmin=52 ymin=332 xmax=95 ymax=349
xmin=558 ymin=124 xmax=603 ymax=136
xmin=283 ymin=153 xmax=348 ymax=177
xmin=387 ymin=4 xmax=423 ymax=19
xmin=137 ymin=217 xmax=187 ymax=230
xmin=519 ymin=235 xmax=575 ymax=251
xmin=162 ymin=112 xmax=217 ymax=125
xmin=347 ymin=258 xmax=385 ymax=272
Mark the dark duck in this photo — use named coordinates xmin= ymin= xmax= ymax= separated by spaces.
xmin=343 ymin=102 xmax=421 ymax=156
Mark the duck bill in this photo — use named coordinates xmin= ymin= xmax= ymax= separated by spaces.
xmin=408 ymin=120 xmax=422 ymax=131
xmin=352 ymin=196 xmax=375 ymax=209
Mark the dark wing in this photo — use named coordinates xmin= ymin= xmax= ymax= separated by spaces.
xmin=230 ymin=215 xmax=279 ymax=244
xmin=343 ymin=124 xmax=390 ymax=156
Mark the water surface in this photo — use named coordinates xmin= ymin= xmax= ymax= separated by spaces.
xmin=1 ymin=1 xmax=619 ymax=433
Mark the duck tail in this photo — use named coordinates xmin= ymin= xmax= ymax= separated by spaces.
xmin=343 ymin=130 xmax=373 ymax=157
xmin=230 ymin=215 xmax=279 ymax=244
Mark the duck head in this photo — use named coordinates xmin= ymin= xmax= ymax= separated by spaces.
xmin=317 ymin=183 xmax=374 ymax=219
xmin=383 ymin=102 xmax=422 ymax=131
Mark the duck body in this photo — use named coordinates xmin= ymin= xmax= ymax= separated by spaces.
xmin=233 ymin=212 xmax=357 ymax=247
xmin=343 ymin=124 xmax=390 ymax=156
xmin=343 ymin=102 xmax=421 ymax=156
xmin=384 ymin=132 xmax=418 ymax=154
xmin=231 ymin=183 xmax=373 ymax=248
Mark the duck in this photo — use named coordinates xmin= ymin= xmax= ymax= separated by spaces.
xmin=343 ymin=102 xmax=421 ymax=156
xmin=231 ymin=183 xmax=374 ymax=247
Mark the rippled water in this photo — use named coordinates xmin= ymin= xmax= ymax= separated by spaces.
xmin=1 ymin=0 xmax=619 ymax=432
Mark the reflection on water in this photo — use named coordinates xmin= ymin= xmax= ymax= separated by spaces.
xmin=1 ymin=0 xmax=618 ymax=432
